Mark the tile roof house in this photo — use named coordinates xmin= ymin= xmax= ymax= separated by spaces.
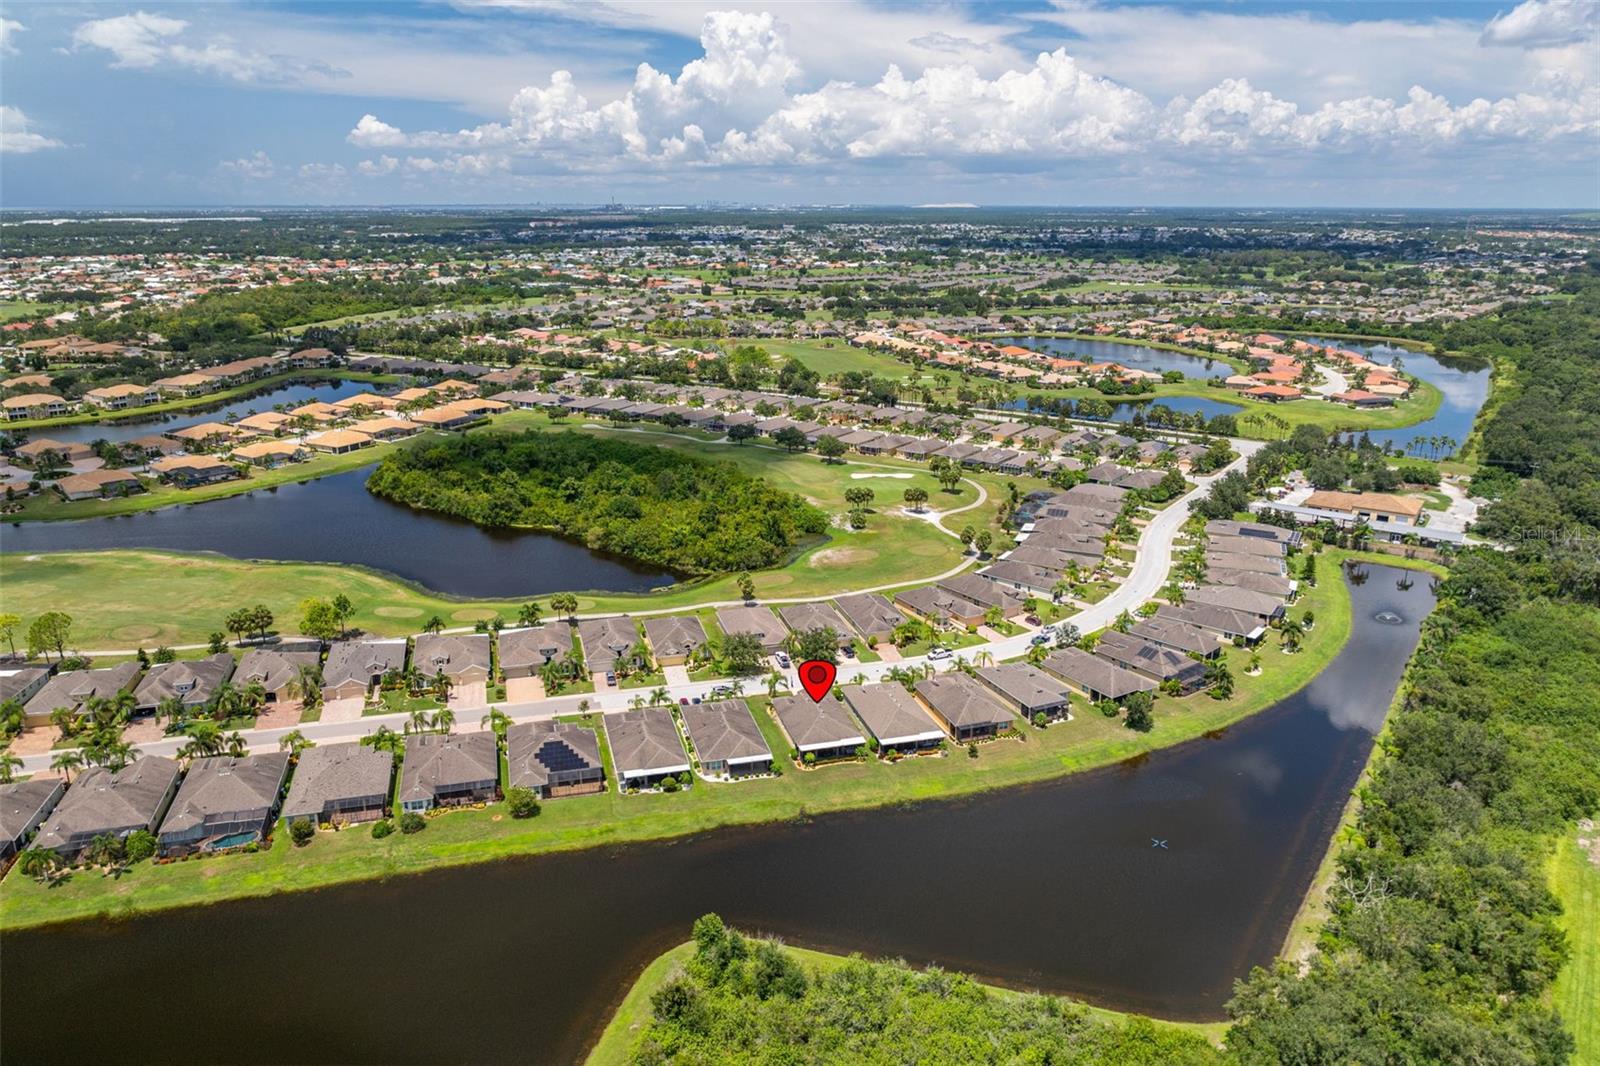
xmin=642 ymin=615 xmax=709 ymax=666
xmin=280 ymin=742 xmax=394 ymax=825
xmin=770 ymin=693 xmax=865 ymax=760
xmin=399 ymin=732 xmax=501 ymax=812
xmin=158 ymin=752 xmax=291 ymax=854
xmin=497 ymin=625 xmax=575 ymax=678
xmin=681 ymin=700 xmax=773 ymax=778
xmin=914 ymin=673 xmax=1016 ymax=740
xmin=33 ymin=757 xmax=182 ymax=859
xmin=55 ymin=468 xmax=144 ymax=501
xmin=132 ymin=652 xmax=236 ymax=714
xmin=1302 ymin=490 xmax=1425 ymax=527
xmin=321 ymin=639 xmax=407 ymax=703
xmin=506 ymin=721 xmax=605 ymax=798
xmin=840 ymin=683 xmax=945 ymax=753
xmin=0 ymin=778 xmax=67 ymax=858
xmin=604 ymin=709 xmax=691 ymax=789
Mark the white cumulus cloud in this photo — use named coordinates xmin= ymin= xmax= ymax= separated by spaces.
xmin=1 ymin=17 xmax=25 ymax=56
xmin=1482 ymin=0 xmax=1598 ymax=47
xmin=0 ymin=106 xmax=64 ymax=154
xmin=216 ymin=150 xmax=276 ymax=179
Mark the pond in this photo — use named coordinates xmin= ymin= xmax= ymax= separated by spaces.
xmin=1 ymin=468 xmax=678 ymax=599
xmin=0 ymin=566 xmax=1433 ymax=1065
xmin=17 ymin=380 xmax=376 ymax=446
xmin=1300 ymin=338 xmax=1491 ymax=458
xmin=1005 ymin=394 xmax=1244 ymax=424
xmin=992 ymin=336 xmax=1235 ymax=377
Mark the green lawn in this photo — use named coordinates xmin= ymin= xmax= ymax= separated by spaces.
xmin=585 ymin=940 xmax=1226 ymax=1066
xmin=0 ymin=299 xmax=60 ymax=323
xmin=0 ymin=554 xmax=1381 ymax=931
xmin=1550 ymin=830 xmax=1600 ymax=1065
xmin=6 ymin=419 xmax=1040 ymax=650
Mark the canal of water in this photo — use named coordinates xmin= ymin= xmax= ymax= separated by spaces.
xmin=0 ymin=565 xmax=1433 ymax=1065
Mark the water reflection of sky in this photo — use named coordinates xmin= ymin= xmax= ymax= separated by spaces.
xmin=19 ymin=380 xmax=372 ymax=446
xmin=1302 ymin=337 xmax=1490 ymax=454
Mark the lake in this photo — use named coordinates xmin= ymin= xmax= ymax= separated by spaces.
xmin=1006 ymin=394 xmax=1244 ymax=423
xmin=993 ymin=336 xmax=1235 ymax=377
xmin=1300 ymin=337 xmax=1491 ymax=457
xmin=19 ymin=380 xmax=375 ymax=446
xmin=0 ymin=566 xmax=1432 ymax=1065
xmin=1 ymin=467 xmax=678 ymax=598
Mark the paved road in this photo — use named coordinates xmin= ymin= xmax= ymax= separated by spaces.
xmin=14 ymin=443 xmax=1261 ymax=773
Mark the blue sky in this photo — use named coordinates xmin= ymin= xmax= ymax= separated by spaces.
xmin=2 ymin=1 xmax=1595 ymax=208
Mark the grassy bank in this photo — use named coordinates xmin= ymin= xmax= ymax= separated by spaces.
xmin=1550 ymin=829 xmax=1600 ymax=1065
xmin=586 ymin=940 xmax=1227 ymax=1066
xmin=0 ymin=556 xmax=1363 ymax=930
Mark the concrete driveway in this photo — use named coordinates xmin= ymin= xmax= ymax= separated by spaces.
xmin=320 ymin=696 xmax=366 ymax=724
xmin=506 ymin=676 xmax=545 ymax=702
xmin=449 ymin=682 xmax=487 ymax=711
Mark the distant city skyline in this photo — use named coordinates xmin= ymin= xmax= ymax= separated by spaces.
xmin=2 ymin=0 xmax=1596 ymax=208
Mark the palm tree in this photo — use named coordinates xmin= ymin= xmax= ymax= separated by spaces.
xmin=432 ymin=708 xmax=456 ymax=734
xmin=178 ymin=719 xmax=224 ymax=760
xmin=361 ymin=724 xmax=404 ymax=756
xmin=49 ymin=748 xmax=85 ymax=782
xmin=764 ymin=671 xmax=784 ymax=699
xmin=291 ymin=663 xmax=324 ymax=710
xmin=406 ymin=709 xmax=432 ymax=735
xmin=972 ymin=650 xmax=994 ymax=668
xmin=224 ymin=731 xmax=249 ymax=757
xmin=648 ymin=687 xmax=669 ymax=707
xmin=0 ymin=747 xmax=21 ymax=783
xmin=278 ymin=729 xmax=314 ymax=759
xmin=628 ymin=695 xmax=646 ymax=710
xmin=481 ymin=708 xmax=510 ymax=739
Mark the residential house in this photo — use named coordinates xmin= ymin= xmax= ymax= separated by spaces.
xmin=305 ymin=429 xmax=373 ymax=454
xmin=346 ymin=417 xmax=419 ymax=442
xmin=1205 ymin=519 xmax=1301 ymax=550
xmin=833 ymin=593 xmax=908 ymax=646
xmin=642 ymin=615 xmax=708 ymax=667
xmin=398 ymin=732 xmax=500 ymax=813
xmin=576 ymin=616 xmax=642 ymax=675
xmin=148 ymin=455 xmax=240 ymax=487
xmin=16 ymin=438 xmax=91 ymax=467
xmin=84 ymin=382 xmax=158 ymax=410
xmin=280 ymin=742 xmax=394 ymax=826
xmin=411 ymin=633 xmax=492 ymax=703
xmin=232 ymin=440 xmax=308 ymax=467
xmin=0 ymin=665 xmax=52 ymax=708
xmin=0 ymin=779 xmax=67 ymax=858
xmin=777 ymin=602 xmax=855 ymax=650
xmin=22 ymin=662 xmax=142 ymax=728
xmin=1205 ymin=551 xmax=1286 ymax=576
xmin=1039 ymin=648 xmax=1156 ymax=703
xmin=1208 ymin=569 xmax=1298 ymax=599
xmin=1301 ymin=491 xmax=1425 ymax=528
xmin=770 ymin=693 xmax=866 ymax=761
xmin=132 ymin=653 xmax=236 ymax=715
xmin=1186 ymin=585 xmax=1286 ymax=625
xmin=1155 ymin=603 xmax=1266 ymax=643
xmin=2 ymin=393 xmax=73 ymax=421
xmin=506 ymin=721 xmax=606 ymax=798
xmin=914 ymin=673 xmax=1016 ymax=740
xmin=1094 ymin=632 xmax=1210 ymax=693
xmin=604 ymin=709 xmax=691 ymax=790
xmin=681 ymin=700 xmax=773 ymax=778
xmin=975 ymin=663 xmax=1073 ymax=721
xmin=497 ymin=625 xmax=575 ymax=678
xmin=715 ymin=605 xmax=787 ymax=652
xmin=54 ymin=468 xmax=144 ymax=501
xmin=894 ymin=585 xmax=986 ymax=628
xmin=979 ymin=559 xmax=1062 ymax=598
xmin=32 ymin=757 xmax=182 ymax=860
xmin=1128 ymin=617 xmax=1223 ymax=659
xmin=157 ymin=752 xmax=291 ymax=855
xmin=321 ymin=638 xmax=407 ymax=703
xmin=234 ymin=648 xmax=320 ymax=705
xmin=936 ymin=574 xmax=1029 ymax=615
xmin=840 ymin=683 xmax=944 ymax=753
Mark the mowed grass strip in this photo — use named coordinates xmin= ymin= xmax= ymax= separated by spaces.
xmin=1550 ymin=831 xmax=1600 ymax=1065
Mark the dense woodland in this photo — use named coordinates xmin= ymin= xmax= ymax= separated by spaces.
xmin=366 ymin=430 xmax=827 ymax=574
xmin=629 ymin=915 xmax=1219 ymax=1065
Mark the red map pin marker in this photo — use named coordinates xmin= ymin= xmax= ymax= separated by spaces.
xmin=798 ymin=659 xmax=837 ymax=703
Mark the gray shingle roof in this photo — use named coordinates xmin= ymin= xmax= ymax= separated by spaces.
xmin=914 ymin=673 xmax=1015 ymax=731
xmin=681 ymin=700 xmax=771 ymax=766
xmin=412 ymin=633 xmax=492 ymax=680
xmin=975 ymin=663 xmax=1072 ymax=713
xmin=1040 ymin=648 xmax=1156 ymax=700
xmin=506 ymin=720 xmax=603 ymax=790
xmin=777 ymin=602 xmax=853 ymax=645
xmin=497 ymin=625 xmax=574 ymax=672
xmin=604 ymin=709 xmax=690 ymax=778
xmin=0 ymin=779 xmax=65 ymax=846
xmin=840 ymin=683 xmax=944 ymax=746
xmin=159 ymin=752 xmax=290 ymax=837
xmin=322 ymin=639 xmax=407 ymax=690
xmin=642 ymin=615 xmax=708 ymax=659
xmin=24 ymin=662 xmax=141 ymax=719
xmin=771 ymin=694 xmax=865 ymax=752
xmin=399 ymin=733 xmax=499 ymax=804
xmin=234 ymin=648 xmax=320 ymax=696
xmin=281 ymin=742 xmax=394 ymax=824
xmin=34 ymin=757 xmax=181 ymax=853
xmin=833 ymin=593 xmax=907 ymax=640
